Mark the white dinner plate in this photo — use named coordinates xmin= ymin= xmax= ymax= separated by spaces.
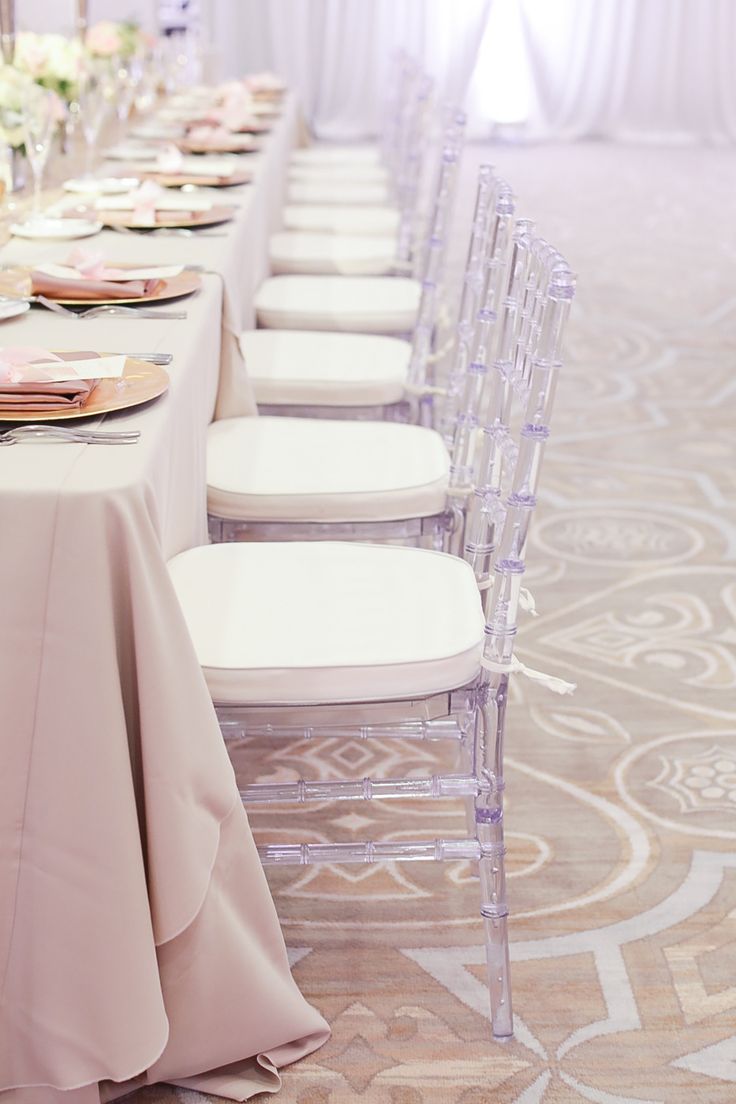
xmin=64 ymin=176 xmax=139 ymax=195
xmin=0 ymin=298 xmax=31 ymax=321
xmin=10 ymin=218 xmax=103 ymax=240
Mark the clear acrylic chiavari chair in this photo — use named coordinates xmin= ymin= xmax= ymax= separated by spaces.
xmin=256 ymin=79 xmax=446 ymax=336
xmin=246 ymin=111 xmax=467 ymax=423
xmin=168 ymin=219 xmax=577 ymax=1038
xmin=208 ymin=168 xmax=515 ymax=546
xmin=288 ymin=50 xmax=414 ymax=181
xmin=286 ymin=55 xmax=422 ymax=209
xmin=275 ymin=60 xmax=430 ymax=277
xmin=280 ymin=63 xmax=433 ymax=241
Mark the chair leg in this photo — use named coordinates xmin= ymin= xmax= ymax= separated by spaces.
xmin=474 ymin=679 xmax=513 ymax=1039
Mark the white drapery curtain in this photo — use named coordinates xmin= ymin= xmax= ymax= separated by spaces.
xmin=513 ymin=0 xmax=736 ymax=143
xmin=205 ymin=0 xmax=492 ymax=138
xmin=205 ymin=0 xmax=736 ymax=144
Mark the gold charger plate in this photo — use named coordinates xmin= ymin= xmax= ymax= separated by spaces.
xmin=148 ymin=170 xmax=252 ymax=188
xmin=98 ymin=206 xmax=236 ymax=230
xmin=51 ymin=268 xmax=201 ymax=307
xmin=0 ymin=353 xmax=169 ymax=423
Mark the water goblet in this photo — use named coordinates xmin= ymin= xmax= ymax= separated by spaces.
xmin=22 ymin=87 xmax=57 ymax=223
xmin=77 ymin=59 xmax=113 ymax=176
xmin=115 ymin=54 xmax=142 ymax=124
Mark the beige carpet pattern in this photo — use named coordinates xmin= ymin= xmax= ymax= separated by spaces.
xmin=134 ymin=142 xmax=736 ymax=1103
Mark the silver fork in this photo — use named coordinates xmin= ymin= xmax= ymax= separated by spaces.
xmin=31 ymin=296 xmax=187 ymax=321
xmin=0 ymin=424 xmax=141 ymax=446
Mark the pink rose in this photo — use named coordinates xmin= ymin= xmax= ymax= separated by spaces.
xmin=86 ymin=22 xmax=122 ymax=57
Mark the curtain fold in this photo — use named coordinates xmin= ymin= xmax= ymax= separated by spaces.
xmin=517 ymin=0 xmax=736 ymax=143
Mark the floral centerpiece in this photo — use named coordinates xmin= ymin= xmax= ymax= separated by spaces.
xmin=85 ymin=21 xmax=146 ymax=60
xmin=14 ymin=32 xmax=82 ymax=103
xmin=0 ymin=62 xmax=33 ymax=148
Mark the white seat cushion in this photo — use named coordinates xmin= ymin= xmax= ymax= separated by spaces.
xmin=287 ymin=180 xmax=392 ymax=206
xmin=283 ymin=205 xmax=400 ymax=236
xmin=167 ymin=541 xmax=484 ymax=704
xmin=207 ymin=416 xmax=449 ymax=522
xmin=255 ymin=275 xmax=420 ymax=333
xmin=290 ymin=144 xmax=382 ymax=168
xmin=269 ymin=231 xmax=398 ymax=275
xmin=289 ymin=163 xmax=390 ymax=186
xmin=241 ymin=330 xmax=410 ymax=406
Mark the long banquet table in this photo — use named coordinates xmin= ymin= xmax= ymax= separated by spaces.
xmin=0 ymin=94 xmax=330 ymax=1101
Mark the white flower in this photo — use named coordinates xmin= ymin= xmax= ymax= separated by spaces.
xmin=14 ymin=33 xmax=81 ymax=101
xmin=0 ymin=64 xmax=34 ymax=147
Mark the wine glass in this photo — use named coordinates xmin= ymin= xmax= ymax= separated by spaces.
xmin=77 ymin=60 xmax=113 ymax=177
xmin=22 ymin=88 xmax=57 ymax=223
xmin=115 ymin=54 xmax=142 ymax=125
xmin=133 ymin=52 xmax=157 ymax=117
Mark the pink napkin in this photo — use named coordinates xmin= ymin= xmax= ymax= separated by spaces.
xmin=31 ymin=249 xmax=165 ymax=299
xmin=64 ymin=247 xmax=158 ymax=284
xmin=31 ymin=271 xmax=163 ymax=301
xmin=0 ymin=348 xmax=99 ymax=410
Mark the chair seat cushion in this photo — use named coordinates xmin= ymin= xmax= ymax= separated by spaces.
xmin=290 ymin=144 xmax=382 ymax=168
xmin=167 ymin=541 xmax=484 ymax=704
xmin=255 ymin=275 xmax=420 ymax=333
xmin=283 ymin=204 xmax=400 ymax=236
xmin=287 ymin=180 xmax=392 ymax=205
xmin=241 ymin=330 xmax=410 ymax=406
xmin=207 ymin=416 xmax=449 ymax=522
xmin=269 ymin=232 xmax=398 ymax=276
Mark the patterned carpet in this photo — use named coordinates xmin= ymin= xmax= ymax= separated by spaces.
xmin=138 ymin=141 xmax=736 ymax=1103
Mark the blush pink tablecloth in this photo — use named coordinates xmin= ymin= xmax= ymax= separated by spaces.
xmin=0 ymin=96 xmax=328 ymax=1101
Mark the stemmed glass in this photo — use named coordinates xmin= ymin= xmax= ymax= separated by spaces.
xmin=22 ymin=87 xmax=57 ymax=223
xmin=114 ymin=54 xmax=142 ymax=124
xmin=77 ymin=59 xmax=115 ymax=176
xmin=133 ymin=53 xmax=157 ymax=117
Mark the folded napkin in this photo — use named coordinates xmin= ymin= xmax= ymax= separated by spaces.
xmin=95 ymin=195 xmax=213 ymax=213
xmin=206 ymin=104 xmax=264 ymax=132
xmin=176 ymin=156 xmax=237 ymax=178
xmin=138 ymin=150 xmax=237 ymax=179
xmin=31 ymin=271 xmax=165 ymax=300
xmin=94 ymin=182 xmax=213 ymax=216
xmin=36 ymin=251 xmax=183 ymax=284
xmin=185 ymin=126 xmax=255 ymax=150
xmin=0 ymin=348 xmax=117 ymax=410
